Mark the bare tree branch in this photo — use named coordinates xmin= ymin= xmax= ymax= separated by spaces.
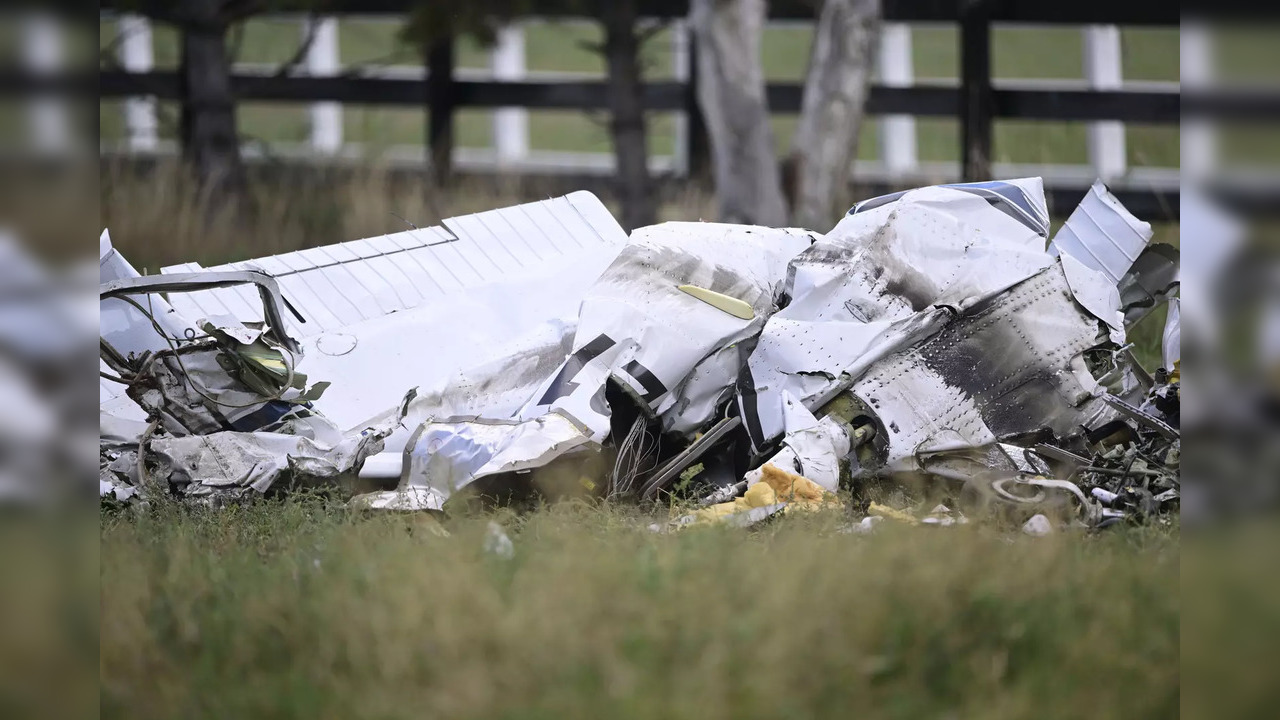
xmin=273 ymin=12 xmax=320 ymax=78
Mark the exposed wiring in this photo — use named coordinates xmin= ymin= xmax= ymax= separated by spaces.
xmin=116 ymin=294 xmax=202 ymax=346
xmin=609 ymin=414 xmax=658 ymax=500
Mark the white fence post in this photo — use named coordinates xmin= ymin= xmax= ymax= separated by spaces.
xmin=1181 ymin=23 xmax=1216 ymax=180
xmin=878 ymin=22 xmax=917 ymax=178
xmin=305 ymin=16 xmax=343 ymax=154
xmin=118 ymin=14 xmax=158 ymax=152
xmin=492 ymin=24 xmax=529 ymax=164
xmin=1083 ymin=25 xmax=1126 ymax=181
xmin=22 ymin=14 xmax=70 ymax=153
xmin=671 ymin=19 xmax=691 ymax=176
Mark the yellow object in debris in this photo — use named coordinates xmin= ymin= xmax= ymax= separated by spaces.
xmin=741 ymin=481 xmax=778 ymax=508
xmin=760 ymin=464 xmax=832 ymax=507
xmin=678 ymin=284 xmax=754 ymax=320
xmin=867 ymin=502 xmax=919 ymax=525
xmin=688 ymin=464 xmax=841 ymax=526
xmin=691 ymin=480 xmax=778 ymax=524
xmin=692 ymin=501 xmax=745 ymax=524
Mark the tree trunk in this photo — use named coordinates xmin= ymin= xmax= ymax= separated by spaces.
xmin=179 ymin=3 xmax=243 ymax=202
xmin=601 ymin=0 xmax=656 ymax=231
xmin=688 ymin=0 xmax=787 ymax=227
xmin=788 ymin=0 xmax=881 ymax=231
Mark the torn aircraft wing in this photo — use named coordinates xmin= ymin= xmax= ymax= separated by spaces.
xmin=151 ymin=191 xmax=628 ymax=437
xmin=1049 ymin=180 xmax=1153 ymax=286
xmin=99 ymin=193 xmax=629 ymax=498
xmin=157 ymin=191 xmax=624 ymax=338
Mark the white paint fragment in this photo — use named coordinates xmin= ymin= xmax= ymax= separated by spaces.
xmin=1022 ymin=514 xmax=1053 ymax=537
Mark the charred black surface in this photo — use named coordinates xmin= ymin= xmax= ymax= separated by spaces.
xmin=883 ymin=276 xmax=933 ymax=313
xmin=861 ymin=223 xmax=941 ymax=313
xmin=912 ymin=266 xmax=1104 ymax=442
xmin=924 ymin=318 xmax=1041 ymax=425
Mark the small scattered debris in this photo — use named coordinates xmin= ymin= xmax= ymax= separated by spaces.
xmin=845 ymin=515 xmax=883 ymax=534
xmin=922 ymin=504 xmax=968 ymax=527
xmin=1022 ymin=514 xmax=1054 ymax=537
xmin=867 ymin=502 xmax=920 ymax=526
xmin=483 ymin=522 xmax=515 ymax=559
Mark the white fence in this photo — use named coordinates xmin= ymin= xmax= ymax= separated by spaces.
xmin=85 ymin=13 xmax=1192 ymax=184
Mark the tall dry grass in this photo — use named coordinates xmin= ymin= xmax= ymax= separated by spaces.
xmin=99 ymin=160 xmax=716 ymax=271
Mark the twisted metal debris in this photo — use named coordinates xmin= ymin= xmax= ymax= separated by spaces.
xmin=100 ymin=179 xmax=1178 ymax=532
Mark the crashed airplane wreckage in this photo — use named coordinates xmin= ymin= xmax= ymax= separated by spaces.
xmin=100 ymin=178 xmax=1179 ymax=531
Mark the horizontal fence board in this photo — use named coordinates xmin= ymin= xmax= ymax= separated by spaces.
xmin=454 ymin=80 xmax=685 ymax=110
xmin=97 ymin=70 xmax=1183 ymax=123
xmin=0 ymin=70 xmax=97 ymax=96
xmin=992 ymin=87 xmax=1180 ymax=123
xmin=1183 ymin=90 xmax=1280 ymax=122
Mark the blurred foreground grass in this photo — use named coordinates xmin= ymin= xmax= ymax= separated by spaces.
xmin=100 ymin=498 xmax=1178 ymax=720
